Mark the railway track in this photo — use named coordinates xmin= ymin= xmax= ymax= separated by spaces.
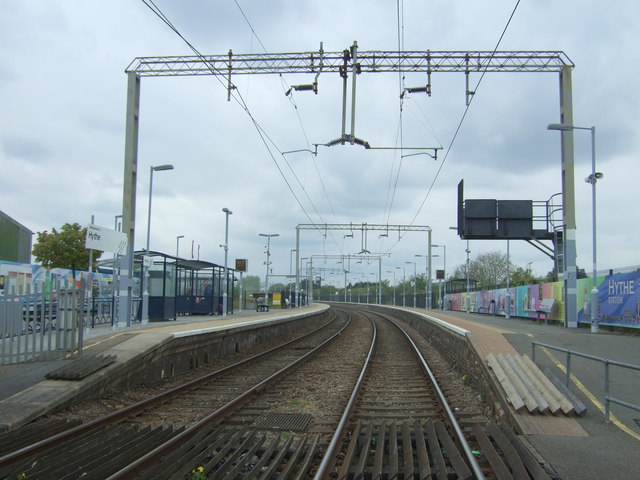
xmin=0 ymin=306 xmax=555 ymax=479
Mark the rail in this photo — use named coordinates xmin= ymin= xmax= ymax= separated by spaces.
xmin=531 ymin=341 xmax=640 ymax=422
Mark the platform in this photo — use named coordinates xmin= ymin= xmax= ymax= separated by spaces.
xmin=0 ymin=304 xmax=638 ymax=479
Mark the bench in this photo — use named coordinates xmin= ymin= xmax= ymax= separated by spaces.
xmin=256 ymin=304 xmax=270 ymax=312
xmin=525 ymin=298 xmax=555 ymax=323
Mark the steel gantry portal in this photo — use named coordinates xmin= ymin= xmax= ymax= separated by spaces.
xmin=294 ymin=223 xmax=432 ymax=308
xmin=121 ymin=43 xmax=577 ymax=327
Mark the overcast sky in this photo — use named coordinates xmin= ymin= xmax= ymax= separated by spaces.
xmin=1 ymin=0 xmax=638 ymax=288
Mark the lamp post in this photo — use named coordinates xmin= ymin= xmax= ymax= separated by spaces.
xmin=396 ymin=266 xmax=406 ymax=306
xmin=221 ymin=208 xmax=232 ymax=317
xmin=406 ymin=261 xmax=417 ymax=308
xmin=548 ymin=123 xmax=601 ymax=333
xmin=142 ymin=163 xmax=174 ymax=324
xmin=449 ymin=226 xmax=471 ymax=313
xmin=432 ymin=244 xmax=446 ymax=309
xmin=176 ymin=235 xmax=184 ymax=257
xmin=415 ymin=254 xmax=429 ymax=309
xmin=259 ymin=233 xmax=279 ymax=306
xmin=387 ymin=270 xmax=396 ymax=305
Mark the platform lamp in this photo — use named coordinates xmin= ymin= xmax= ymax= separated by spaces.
xmin=221 ymin=208 xmax=233 ymax=317
xmin=432 ymin=244 xmax=446 ymax=309
xmin=548 ymin=123 xmax=601 ymax=333
xmin=449 ymin=226 xmax=471 ymax=313
xmin=259 ymin=233 xmax=279 ymax=306
xmin=142 ymin=163 xmax=174 ymax=324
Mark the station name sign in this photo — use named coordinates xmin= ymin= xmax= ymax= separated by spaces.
xmin=85 ymin=224 xmax=128 ymax=255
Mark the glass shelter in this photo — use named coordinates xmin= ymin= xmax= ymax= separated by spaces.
xmin=134 ymin=251 xmax=235 ymax=321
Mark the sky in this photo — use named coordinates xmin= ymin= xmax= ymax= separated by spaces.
xmin=1 ymin=0 xmax=638 ymax=289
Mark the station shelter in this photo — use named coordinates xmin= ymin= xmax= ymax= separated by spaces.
xmin=134 ymin=251 xmax=236 ymax=321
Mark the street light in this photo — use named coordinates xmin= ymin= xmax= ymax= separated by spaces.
xmin=176 ymin=235 xmax=184 ymax=257
xmin=548 ymin=123 xmax=601 ymax=333
xmin=142 ymin=163 xmax=174 ymax=324
xmin=406 ymin=261 xmax=417 ymax=308
xmin=415 ymin=254 xmax=429 ymax=309
xmin=396 ymin=266 xmax=406 ymax=306
xmin=432 ymin=244 xmax=446 ymax=309
xmin=387 ymin=270 xmax=396 ymax=305
xmin=259 ymin=233 xmax=279 ymax=306
xmin=449 ymin=226 xmax=471 ymax=313
xmin=221 ymin=208 xmax=233 ymax=317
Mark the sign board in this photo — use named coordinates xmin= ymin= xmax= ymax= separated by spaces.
xmin=436 ymin=269 xmax=445 ymax=280
xmin=272 ymin=292 xmax=282 ymax=306
xmin=85 ymin=224 xmax=128 ymax=255
xmin=235 ymin=258 xmax=247 ymax=272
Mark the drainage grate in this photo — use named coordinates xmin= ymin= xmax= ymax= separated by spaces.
xmin=46 ymin=354 xmax=117 ymax=380
xmin=255 ymin=412 xmax=312 ymax=432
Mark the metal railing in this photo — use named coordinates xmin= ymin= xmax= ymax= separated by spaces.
xmin=0 ymin=283 xmax=86 ymax=365
xmin=532 ymin=341 xmax=640 ymax=422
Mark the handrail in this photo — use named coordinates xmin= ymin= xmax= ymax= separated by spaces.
xmin=532 ymin=341 xmax=640 ymax=422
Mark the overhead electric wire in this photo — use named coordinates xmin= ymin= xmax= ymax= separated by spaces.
xmin=232 ymin=0 xmax=343 ymax=251
xmin=141 ymin=0 xmax=343 ymax=250
xmin=408 ymin=0 xmax=522 ymax=227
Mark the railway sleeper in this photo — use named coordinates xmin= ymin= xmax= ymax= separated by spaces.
xmin=331 ymin=420 xmax=552 ymax=480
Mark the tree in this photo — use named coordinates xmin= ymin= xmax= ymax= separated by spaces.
xmin=451 ymin=250 xmax=511 ymax=289
xmin=238 ymin=275 xmax=261 ymax=295
xmin=32 ymin=222 xmax=101 ymax=271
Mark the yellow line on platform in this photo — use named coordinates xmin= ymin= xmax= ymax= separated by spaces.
xmin=539 ymin=344 xmax=640 ymax=441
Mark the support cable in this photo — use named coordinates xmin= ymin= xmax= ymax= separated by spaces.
xmin=409 ymin=0 xmax=522 ymax=227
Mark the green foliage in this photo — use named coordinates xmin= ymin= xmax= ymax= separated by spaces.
xmin=32 ymin=222 xmax=101 ymax=271
xmin=240 ymin=275 xmax=261 ymax=295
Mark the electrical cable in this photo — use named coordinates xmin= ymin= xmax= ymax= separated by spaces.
xmin=408 ymin=0 xmax=522 ymax=227
xmin=141 ymin=0 xmax=340 ymax=247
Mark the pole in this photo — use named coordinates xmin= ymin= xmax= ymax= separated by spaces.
xmin=466 ymin=239 xmax=471 ymax=313
xmin=222 ymin=208 xmax=232 ymax=317
xmin=589 ymin=127 xmax=599 ymax=333
xmin=141 ymin=166 xmax=154 ymax=325
xmin=506 ymin=240 xmax=511 ymax=319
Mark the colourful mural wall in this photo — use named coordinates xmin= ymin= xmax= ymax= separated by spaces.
xmin=444 ymin=271 xmax=640 ymax=329
xmin=0 ymin=260 xmax=114 ymax=299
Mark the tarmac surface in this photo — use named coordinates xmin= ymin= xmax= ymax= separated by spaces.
xmin=1 ymin=304 xmax=638 ymax=479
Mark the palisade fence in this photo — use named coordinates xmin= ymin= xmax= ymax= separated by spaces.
xmin=0 ymin=281 xmax=86 ymax=365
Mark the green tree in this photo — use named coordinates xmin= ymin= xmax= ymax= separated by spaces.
xmin=32 ymin=222 xmax=101 ymax=271
xmin=451 ymin=250 xmax=511 ymax=289
xmin=239 ymin=275 xmax=261 ymax=295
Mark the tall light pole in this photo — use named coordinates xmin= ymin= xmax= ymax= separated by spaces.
xmin=449 ymin=226 xmax=471 ymax=313
xmin=432 ymin=244 xmax=446 ymax=309
xmin=414 ymin=254 xmax=429 ymax=309
xmin=548 ymin=123 xmax=601 ymax=333
xmin=406 ymin=261 xmax=417 ymax=308
xmin=506 ymin=240 xmax=511 ymax=319
xmin=396 ymin=266 xmax=406 ymax=306
xmin=259 ymin=233 xmax=279 ymax=306
xmin=387 ymin=270 xmax=396 ymax=305
xmin=465 ymin=240 xmax=470 ymax=313
xmin=221 ymin=208 xmax=232 ymax=317
xmin=176 ymin=235 xmax=184 ymax=257
xmin=142 ymin=163 xmax=174 ymax=324
xmin=289 ymin=249 xmax=297 ymax=307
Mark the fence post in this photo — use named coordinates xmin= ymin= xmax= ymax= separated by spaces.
xmin=566 ymin=351 xmax=571 ymax=387
xmin=604 ymin=359 xmax=610 ymax=423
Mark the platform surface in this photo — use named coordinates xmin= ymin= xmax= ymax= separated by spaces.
xmin=1 ymin=304 xmax=638 ymax=479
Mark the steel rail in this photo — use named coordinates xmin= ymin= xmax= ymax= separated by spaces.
xmin=0 ymin=311 xmax=338 ymax=468
xmin=384 ymin=313 xmax=485 ymax=479
xmin=319 ymin=307 xmax=485 ymax=479
xmin=106 ymin=313 xmax=353 ymax=479
xmin=313 ymin=309 xmax=376 ymax=479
